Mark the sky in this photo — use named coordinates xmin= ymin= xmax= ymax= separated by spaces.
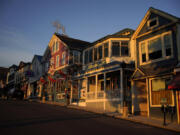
xmin=0 ymin=0 xmax=180 ymax=67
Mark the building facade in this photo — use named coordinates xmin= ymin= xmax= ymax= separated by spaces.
xmin=45 ymin=33 xmax=90 ymax=103
xmin=131 ymin=7 xmax=180 ymax=123
xmin=27 ymin=55 xmax=43 ymax=98
xmin=73 ymin=28 xmax=135 ymax=113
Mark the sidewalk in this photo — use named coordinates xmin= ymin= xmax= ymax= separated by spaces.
xmin=38 ymin=101 xmax=180 ymax=132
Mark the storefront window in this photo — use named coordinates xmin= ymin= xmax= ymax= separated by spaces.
xmin=151 ymin=77 xmax=173 ymax=106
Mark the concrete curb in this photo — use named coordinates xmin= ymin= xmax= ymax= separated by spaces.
xmin=34 ymin=100 xmax=180 ymax=133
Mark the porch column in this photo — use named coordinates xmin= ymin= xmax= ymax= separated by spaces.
xmin=78 ymin=79 xmax=80 ymax=100
xmin=104 ymin=73 xmax=106 ymax=111
xmin=95 ymin=75 xmax=98 ymax=99
xmin=109 ymin=40 xmax=112 ymax=57
xmin=146 ymin=78 xmax=150 ymax=118
xmin=86 ymin=77 xmax=88 ymax=100
xmin=120 ymin=68 xmax=123 ymax=109
xmin=70 ymin=81 xmax=73 ymax=104
xmin=131 ymin=80 xmax=135 ymax=115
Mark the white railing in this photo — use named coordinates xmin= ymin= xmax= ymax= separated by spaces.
xmin=56 ymin=93 xmax=65 ymax=99
xmin=97 ymin=91 xmax=104 ymax=99
xmin=106 ymin=89 xmax=120 ymax=99
xmin=86 ymin=90 xmax=120 ymax=100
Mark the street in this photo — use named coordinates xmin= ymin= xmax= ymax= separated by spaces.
xmin=0 ymin=101 xmax=178 ymax=135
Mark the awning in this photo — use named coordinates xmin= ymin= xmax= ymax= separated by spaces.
xmin=168 ymin=73 xmax=180 ymax=90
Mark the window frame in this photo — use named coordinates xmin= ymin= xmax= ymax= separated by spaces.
xmin=111 ymin=40 xmax=129 ymax=57
xmin=147 ymin=17 xmax=159 ymax=29
xmin=73 ymin=50 xmax=80 ymax=64
xmin=56 ymin=55 xmax=59 ymax=68
xmin=139 ymin=31 xmax=173 ymax=65
xmin=104 ymin=42 xmax=109 ymax=58
xmin=61 ymin=52 xmax=66 ymax=65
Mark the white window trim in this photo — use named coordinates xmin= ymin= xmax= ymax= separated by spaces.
xmin=149 ymin=76 xmax=175 ymax=107
xmin=83 ymin=41 xmax=110 ymax=65
xmin=111 ymin=40 xmax=129 ymax=57
xmin=139 ymin=31 xmax=173 ymax=65
xmin=147 ymin=17 xmax=159 ymax=29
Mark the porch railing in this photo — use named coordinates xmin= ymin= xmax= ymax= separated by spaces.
xmin=106 ymin=89 xmax=120 ymax=99
xmin=86 ymin=90 xmax=120 ymax=100
xmin=87 ymin=92 xmax=96 ymax=99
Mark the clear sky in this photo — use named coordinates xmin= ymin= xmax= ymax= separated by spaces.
xmin=0 ymin=0 xmax=180 ymax=67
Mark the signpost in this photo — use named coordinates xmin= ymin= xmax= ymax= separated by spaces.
xmin=160 ymin=98 xmax=168 ymax=126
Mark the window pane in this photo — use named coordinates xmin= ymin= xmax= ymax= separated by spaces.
xmin=152 ymin=79 xmax=165 ymax=91
xmin=56 ymin=41 xmax=58 ymax=51
xmin=69 ymin=51 xmax=73 ymax=64
xmin=89 ymin=49 xmax=93 ymax=63
xmin=148 ymin=37 xmax=162 ymax=60
xmin=104 ymin=43 xmax=109 ymax=57
xmin=98 ymin=46 xmax=102 ymax=60
xmin=112 ymin=42 xmax=120 ymax=56
xmin=141 ymin=42 xmax=146 ymax=62
xmin=74 ymin=51 xmax=79 ymax=63
xmin=94 ymin=48 xmax=97 ymax=61
xmin=121 ymin=41 xmax=129 ymax=56
xmin=85 ymin=51 xmax=88 ymax=64
xmin=164 ymin=34 xmax=171 ymax=56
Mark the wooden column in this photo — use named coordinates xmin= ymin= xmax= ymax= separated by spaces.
xmin=95 ymin=75 xmax=98 ymax=99
xmin=104 ymin=73 xmax=106 ymax=111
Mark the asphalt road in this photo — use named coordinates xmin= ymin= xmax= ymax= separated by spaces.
xmin=0 ymin=100 xmax=178 ymax=135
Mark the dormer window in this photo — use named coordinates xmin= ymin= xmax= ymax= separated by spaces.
xmin=147 ymin=17 xmax=159 ymax=29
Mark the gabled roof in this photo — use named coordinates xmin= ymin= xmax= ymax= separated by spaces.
xmin=55 ymin=33 xmax=91 ymax=51
xmin=132 ymin=7 xmax=180 ymax=39
xmin=91 ymin=28 xmax=134 ymax=45
xmin=18 ymin=61 xmax=31 ymax=69
xmin=9 ymin=64 xmax=18 ymax=70
xmin=34 ymin=55 xmax=43 ymax=62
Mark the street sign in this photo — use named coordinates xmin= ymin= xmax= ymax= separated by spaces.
xmin=160 ymin=98 xmax=167 ymax=105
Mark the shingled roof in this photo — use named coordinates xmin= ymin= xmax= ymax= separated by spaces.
xmin=55 ymin=33 xmax=91 ymax=51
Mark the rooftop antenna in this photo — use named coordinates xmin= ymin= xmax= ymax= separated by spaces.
xmin=52 ymin=20 xmax=66 ymax=35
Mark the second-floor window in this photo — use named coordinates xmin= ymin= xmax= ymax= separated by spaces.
xmin=112 ymin=41 xmax=129 ymax=57
xmin=61 ymin=52 xmax=66 ymax=65
xmin=94 ymin=48 xmax=98 ymax=61
xmin=56 ymin=55 xmax=59 ymax=67
xmin=89 ymin=49 xmax=93 ymax=63
xmin=98 ymin=46 xmax=102 ymax=60
xmin=139 ymin=31 xmax=172 ymax=64
xmin=52 ymin=41 xmax=59 ymax=54
xmin=85 ymin=51 xmax=88 ymax=64
xmin=104 ymin=43 xmax=109 ymax=57
xmin=73 ymin=51 xmax=80 ymax=64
